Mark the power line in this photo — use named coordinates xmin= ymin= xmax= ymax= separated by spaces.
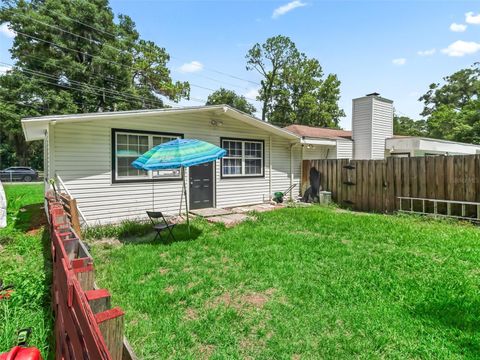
xmin=43 ymin=7 xmax=118 ymax=39
xmin=12 ymin=30 xmax=220 ymax=103
xmin=0 ymin=61 xmax=168 ymax=108
xmin=1 ymin=61 xmax=207 ymax=108
xmin=13 ymin=14 xmax=259 ymax=94
xmin=7 ymin=12 xmax=261 ymax=102
xmin=1 ymin=63 xmax=172 ymax=109
xmin=35 ymin=7 xmax=261 ymax=86
xmin=4 ymin=16 xmax=260 ymax=106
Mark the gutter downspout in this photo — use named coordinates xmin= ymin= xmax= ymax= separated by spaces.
xmin=300 ymin=142 xmax=304 ymax=196
xmin=269 ymin=136 xmax=272 ymax=202
xmin=290 ymin=143 xmax=295 ymax=201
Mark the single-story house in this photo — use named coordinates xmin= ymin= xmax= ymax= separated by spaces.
xmin=385 ymin=136 xmax=480 ymax=157
xmin=283 ymin=125 xmax=353 ymax=160
xmin=286 ymin=93 xmax=480 ymax=160
xmin=22 ymin=93 xmax=480 ymax=225
xmin=22 ymin=105 xmax=302 ymax=225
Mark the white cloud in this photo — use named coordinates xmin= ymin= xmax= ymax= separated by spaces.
xmin=0 ymin=65 xmax=12 ymax=75
xmin=450 ymin=23 xmax=467 ymax=32
xmin=178 ymin=60 xmax=203 ymax=73
xmin=465 ymin=11 xmax=480 ymax=25
xmin=272 ymin=1 xmax=307 ymax=19
xmin=442 ymin=40 xmax=480 ymax=57
xmin=0 ymin=23 xmax=15 ymax=38
xmin=417 ymin=48 xmax=436 ymax=56
xmin=244 ymin=88 xmax=259 ymax=100
xmin=392 ymin=58 xmax=406 ymax=66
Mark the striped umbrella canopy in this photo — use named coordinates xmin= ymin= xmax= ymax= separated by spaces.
xmin=132 ymin=138 xmax=226 ymax=171
xmin=131 ymin=138 xmax=226 ymax=236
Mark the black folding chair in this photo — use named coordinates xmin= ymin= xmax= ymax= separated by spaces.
xmin=146 ymin=211 xmax=176 ymax=242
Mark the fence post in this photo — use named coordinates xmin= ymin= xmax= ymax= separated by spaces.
xmin=68 ymin=197 xmax=82 ymax=238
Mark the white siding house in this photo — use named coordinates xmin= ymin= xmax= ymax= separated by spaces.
xmin=283 ymin=124 xmax=353 ymax=161
xmin=22 ymin=106 xmax=301 ymax=225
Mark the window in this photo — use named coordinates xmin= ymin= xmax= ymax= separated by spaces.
xmin=112 ymin=129 xmax=183 ymax=182
xmin=221 ymin=138 xmax=264 ymax=178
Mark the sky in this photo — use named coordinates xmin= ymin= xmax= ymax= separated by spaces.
xmin=1 ymin=0 xmax=479 ymax=129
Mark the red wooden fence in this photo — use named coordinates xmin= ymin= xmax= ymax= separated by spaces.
xmin=47 ymin=196 xmax=136 ymax=360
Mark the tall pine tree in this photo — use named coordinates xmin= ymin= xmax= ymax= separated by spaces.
xmin=0 ymin=0 xmax=190 ymax=167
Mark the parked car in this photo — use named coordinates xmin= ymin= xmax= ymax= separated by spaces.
xmin=0 ymin=167 xmax=38 ymax=182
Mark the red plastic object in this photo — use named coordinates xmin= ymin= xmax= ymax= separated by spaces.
xmin=0 ymin=289 xmax=13 ymax=300
xmin=0 ymin=346 xmax=43 ymax=360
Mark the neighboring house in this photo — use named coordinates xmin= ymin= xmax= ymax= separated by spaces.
xmin=283 ymin=125 xmax=353 ymax=160
xmin=22 ymin=105 xmax=301 ymax=225
xmin=287 ymin=93 xmax=480 ymax=160
xmin=385 ymin=136 xmax=480 ymax=157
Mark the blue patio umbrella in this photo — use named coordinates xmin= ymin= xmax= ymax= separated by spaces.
xmin=132 ymin=138 xmax=227 ymax=233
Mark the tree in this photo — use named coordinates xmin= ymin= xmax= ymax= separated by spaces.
xmin=246 ymin=35 xmax=344 ymax=127
xmin=246 ymin=35 xmax=298 ymax=121
xmin=419 ymin=63 xmax=480 ymax=143
xmin=205 ymin=88 xmax=256 ymax=115
xmin=0 ymin=0 xmax=189 ymax=168
xmin=393 ymin=114 xmax=427 ymax=137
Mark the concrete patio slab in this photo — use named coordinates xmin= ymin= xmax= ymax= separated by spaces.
xmin=190 ymin=208 xmax=232 ymax=217
xmin=231 ymin=203 xmax=284 ymax=213
xmin=205 ymin=213 xmax=251 ymax=227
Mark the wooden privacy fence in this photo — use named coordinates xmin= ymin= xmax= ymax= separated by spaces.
xmin=47 ymin=195 xmax=137 ymax=360
xmin=302 ymin=155 xmax=480 ymax=216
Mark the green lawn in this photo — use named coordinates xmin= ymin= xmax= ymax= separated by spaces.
xmin=89 ymin=205 xmax=480 ymax=359
xmin=0 ymin=184 xmax=52 ymax=358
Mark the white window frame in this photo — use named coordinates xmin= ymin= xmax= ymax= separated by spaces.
xmin=112 ymin=129 xmax=182 ymax=183
xmin=221 ymin=138 xmax=264 ymax=178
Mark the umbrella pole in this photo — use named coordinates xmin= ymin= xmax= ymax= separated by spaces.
xmin=152 ymin=176 xmax=155 ymax=211
xmin=179 ymin=170 xmax=183 ymax=217
xmin=183 ymin=167 xmax=190 ymax=235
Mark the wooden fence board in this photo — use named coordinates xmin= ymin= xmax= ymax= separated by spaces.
xmin=348 ymin=161 xmax=355 ymax=208
xmin=446 ymin=156 xmax=455 ymax=200
xmin=435 ymin=156 xmax=446 ymax=213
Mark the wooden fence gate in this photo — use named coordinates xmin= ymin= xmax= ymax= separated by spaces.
xmin=302 ymin=155 xmax=480 ymax=216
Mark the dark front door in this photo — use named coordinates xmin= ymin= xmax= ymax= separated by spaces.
xmin=189 ymin=162 xmax=214 ymax=210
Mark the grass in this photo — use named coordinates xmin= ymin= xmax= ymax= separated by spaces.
xmin=88 ymin=205 xmax=480 ymax=359
xmin=0 ymin=183 xmax=52 ymax=358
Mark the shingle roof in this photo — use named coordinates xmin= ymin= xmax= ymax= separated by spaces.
xmin=284 ymin=124 xmax=352 ymax=140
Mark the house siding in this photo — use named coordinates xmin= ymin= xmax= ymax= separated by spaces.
xmin=303 ymin=145 xmax=336 ymax=160
xmin=51 ymin=112 xmax=299 ymax=225
xmin=371 ymin=98 xmax=393 ymax=159
xmin=335 ymin=139 xmax=353 ymax=158
xmin=352 ymin=97 xmax=373 ymax=159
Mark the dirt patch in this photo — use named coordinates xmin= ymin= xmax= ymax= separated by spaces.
xmin=164 ymin=285 xmax=175 ymax=294
xmin=292 ymin=355 xmax=301 ymax=360
xmin=341 ymin=239 xmax=351 ymax=245
xmin=158 ymin=267 xmax=169 ymax=275
xmin=198 ymin=344 xmax=215 ymax=359
xmin=20 ymin=204 xmax=48 ymax=235
xmin=238 ymin=334 xmax=267 ymax=355
xmin=208 ymin=288 xmax=276 ymax=310
xmin=184 ymin=307 xmax=198 ymax=321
